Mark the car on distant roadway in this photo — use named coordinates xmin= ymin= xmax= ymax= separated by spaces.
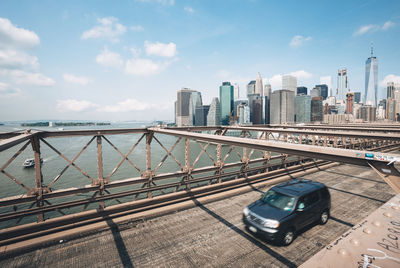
xmin=243 ymin=178 xmax=331 ymax=246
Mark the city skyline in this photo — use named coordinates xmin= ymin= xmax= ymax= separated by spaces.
xmin=0 ymin=0 xmax=399 ymax=121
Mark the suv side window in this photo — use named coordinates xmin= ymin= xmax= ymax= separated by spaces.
xmin=297 ymin=191 xmax=320 ymax=209
xmin=320 ymin=187 xmax=329 ymax=199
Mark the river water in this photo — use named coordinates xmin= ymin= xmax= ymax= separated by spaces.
xmin=0 ymin=122 xmax=268 ymax=228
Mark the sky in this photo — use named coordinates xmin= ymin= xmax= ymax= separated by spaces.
xmin=0 ymin=0 xmax=399 ymax=122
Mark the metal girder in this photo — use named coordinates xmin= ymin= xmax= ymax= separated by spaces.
xmin=0 ymin=131 xmax=38 ymax=151
xmin=150 ymin=128 xmax=400 ymax=193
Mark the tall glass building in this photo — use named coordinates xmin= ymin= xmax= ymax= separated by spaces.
xmin=219 ymin=82 xmax=234 ymax=125
xmin=337 ymin=69 xmax=347 ymax=102
xmin=364 ymin=46 xmax=378 ymax=107
xmin=207 ymin=97 xmax=221 ymax=126
xmin=295 ymin=95 xmax=311 ymax=123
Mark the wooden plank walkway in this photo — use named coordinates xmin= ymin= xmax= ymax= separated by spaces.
xmin=0 ymin=164 xmax=395 ymax=268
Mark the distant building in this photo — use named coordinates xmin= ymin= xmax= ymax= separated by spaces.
xmin=387 ymin=82 xmax=395 ymax=99
xmin=270 ymin=90 xmax=295 ymax=124
xmin=337 ymin=69 xmax=348 ymax=102
xmin=237 ymin=103 xmax=250 ymax=125
xmin=310 ymin=87 xmax=321 ymax=98
xmin=354 ymin=92 xmax=361 ymax=103
xmin=358 ymin=105 xmax=376 ymax=122
xmin=255 ymin=72 xmax=263 ymax=96
xmin=323 ymin=114 xmax=354 ymax=124
xmin=195 ymin=105 xmax=210 ymax=126
xmin=346 ymin=92 xmax=354 ymax=114
xmin=207 ymin=97 xmax=221 ymax=126
xmin=219 ymin=82 xmax=234 ymax=125
xmin=234 ymin=100 xmax=248 ymax=117
xmin=176 ymin=88 xmax=197 ymax=126
xmin=297 ymin=87 xmax=307 ymax=96
xmin=311 ymin=96 xmax=323 ymax=122
xmin=191 ymin=91 xmax=203 ymax=125
xmin=315 ymin=84 xmax=328 ymax=100
xmin=248 ymin=93 xmax=262 ymax=124
xmin=264 ymin=84 xmax=272 ymax=124
xmin=247 ymin=80 xmax=256 ymax=97
xmin=295 ymin=95 xmax=311 ymax=123
xmin=386 ymin=99 xmax=396 ymax=121
xmin=233 ymin=83 xmax=240 ymax=100
xmin=282 ymin=75 xmax=297 ymax=92
xmin=364 ymin=44 xmax=378 ymax=107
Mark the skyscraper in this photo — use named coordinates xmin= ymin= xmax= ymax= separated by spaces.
xmin=247 ymin=80 xmax=256 ymax=97
xmin=233 ymin=83 xmax=240 ymax=100
xmin=315 ymin=84 xmax=328 ymax=100
xmin=387 ymin=82 xmax=395 ymax=99
xmin=296 ymin=87 xmax=307 ymax=95
xmin=219 ymin=82 xmax=234 ymax=125
xmin=346 ymin=92 xmax=354 ymax=114
xmin=248 ymin=93 xmax=262 ymax=124
xmin=255 ymin=72 xmax=263 ymax=96
xmin=270 ymin=90 xmax=295 ymax=124
xmin=207 ymin=97 xmax=221 ymax=126
xmin=364 ymin=44 xmax=378 ymax=107
xmin=354 ymin=92 xmax=361 ymax=103
xmin=176 ymin=88 xmax=197 ymax=127
xmin=190 ymin=91 xmax=202 ymax=125
xmin=264 ymin=84 xmax=272 ymax=124
xmin=337 ymin=69 xmax=348 ymax=102
xmin=311 ymin=96 xmax=323 ymax=122
xmin=295 ymin=95 xmax=311 ymax=123
xmin=310 ymin=87 xmax=321 ymax=98
xmin=282 ymin=75 xmax=297 ymax=92
xmin=195 ymin=105 xmax=210 ymax=126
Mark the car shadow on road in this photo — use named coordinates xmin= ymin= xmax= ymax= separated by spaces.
xmin=190 ymin=196 xmax=297 ymax=268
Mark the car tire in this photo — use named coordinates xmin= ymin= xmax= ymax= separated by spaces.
xmin=319 ymin=210 xmax=329 ymax=225
xmin=280 ymin=229 xmax=295 ymax=246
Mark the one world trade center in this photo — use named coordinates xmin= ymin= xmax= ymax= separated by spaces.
xmin=364 ymin=44 xmax=378 ymax=107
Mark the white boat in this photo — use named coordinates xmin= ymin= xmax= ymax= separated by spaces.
xmin=23 ymin=158 xmax=43 ymax=168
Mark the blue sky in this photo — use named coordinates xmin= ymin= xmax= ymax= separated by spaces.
xmin=0 ymin=0 xmax=399 ymax=121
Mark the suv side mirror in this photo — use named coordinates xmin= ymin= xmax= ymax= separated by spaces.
xmin=297 ymin=202 xmax=305 ymax=211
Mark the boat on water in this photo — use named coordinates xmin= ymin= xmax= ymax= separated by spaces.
xmin=23 ymin=158 xmax=43 ymax=168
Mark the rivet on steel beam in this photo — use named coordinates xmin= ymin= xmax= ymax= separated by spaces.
xmin=363 ymin=228 xmax=372 ymax=234
xmin=371 ymin=221 xmax=382 ymax=227
xmin=337 ymin=248 xmax=350 ymax=257
xmin=383 ymin=211 xmax=393 ymax=217
xmin=349 ymin=238 xmax=360 ymax=246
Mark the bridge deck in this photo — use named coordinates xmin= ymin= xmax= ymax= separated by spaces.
xmin=0 ymin=164 xmax=396 ymax=268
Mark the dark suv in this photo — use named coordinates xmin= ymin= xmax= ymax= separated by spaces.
xmin=243 ymin=179 xmax=331 ymax=246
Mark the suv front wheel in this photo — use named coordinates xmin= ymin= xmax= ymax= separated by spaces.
xmin=280 ymin=229 xmax=295 ymax=246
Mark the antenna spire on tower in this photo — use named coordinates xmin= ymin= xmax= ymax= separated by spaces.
xmin=370 ymin=42 xmax=374 ymax=56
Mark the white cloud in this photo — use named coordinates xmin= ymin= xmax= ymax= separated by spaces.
xmin=320 ymin=76 xmax=332 ymax=88
xmin=217 ymin=69 xmax=230 ymax=79
xmin=81 ymin=17 xmax=127 ymax=42
xmin=0 ymin=81 xmax=21 ymax=98
xmin=268 ymin=74 xmax=282 ymax=90
xmin=130 ymin=47 xmax=141 ymax=57
xmin=289 ymin=35 xmax=311 ymax=47
xmin=0 ymin=48 xmax=39 ymax=69
xmin=137 ymin=0 xmax=175 ymax=5
xmin=97 ymin=98 xmax=154 ymax=112
xmin=0 ymin=69 xmax=55 ymax=86
xmin=380 ymin=74 xmax=400 ymax=87
xmin=289 ymin=70 xmax=312 ymax=79
xmin=130 ymin=25 xmax=144 ymax=32
xmin=125 ymin=58 xmax=163 ymax=76
xmin=382 ymin=21 xmax=395 ymax=30
xmin=57 ymin=99 xmax=98 ymax=112
xmin=96 ymin=47 xmax=124 ymax=68
xmin=144 ymin=41 xmax=177 ymax=57
xmin=0 ymin=17 xmax=40 ymax=48
xmin=63 ymin=73 xmax=92 ymax=85
xmin=184 ymin=7 xmax=195 ymax=13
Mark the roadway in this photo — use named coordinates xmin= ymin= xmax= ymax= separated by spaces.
xmin=0 ymin=163 xmax=396 ymax=267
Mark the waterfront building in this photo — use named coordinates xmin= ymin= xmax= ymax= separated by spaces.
xmin=297 ymin=87 xmax=307 ymax=96
xmin=248 ymin=93 xmax=262 ymax=124
xmin=176 ymin=88 xmax=197 ymax=127
xmin=195 ymin=105 xmax=210 ymax=126
xmin=264 ymin=84 xmax=272 ymax=124
xmin=270 ymin=90 xmax=295 ymax=124
xmin=387 ymin=82 xmax=395 ymax=99
xmin=207 ymin=97 xmax=221 ymax=126
xmin=219 ymin=82 xmax=234 ymax=125
xmin=354 ymin=92 xmax=361 ymax=103
xmin=337 ymin=69 xmax=348 ymax=102
xmin=346 ymin=92 xmax=354 ymax=114
xmin=295 ymin=95 xmax=311 ymax=123
xmin=311 ymin=96 xmax=323 ymax=122
xmin=247 ymin=80 xmax=256 ymax=97
xmin=233 ymin=83 xmax=240 ymax=100
xmin=364 ymin=45 xmax=378 ymax=107
xmin=191 ymin=91 xmax=203 ymax=126
xmin=255 ymin=72 xmax=263 ymax=96
xmin=282 ymin=75 xmax=297 ymax=92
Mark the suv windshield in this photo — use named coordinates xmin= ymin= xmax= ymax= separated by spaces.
xmin=261 ymin=189 xmax=296 ymax=211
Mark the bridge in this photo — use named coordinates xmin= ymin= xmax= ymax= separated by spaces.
xmin=0 ymin=124 xmax=400 ymax=267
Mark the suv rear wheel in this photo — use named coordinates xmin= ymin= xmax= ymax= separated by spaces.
xmin=319 ymin=210 xmax=329 ymax=225
xmin=280 ymin=229 xmax=295 ymax=246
